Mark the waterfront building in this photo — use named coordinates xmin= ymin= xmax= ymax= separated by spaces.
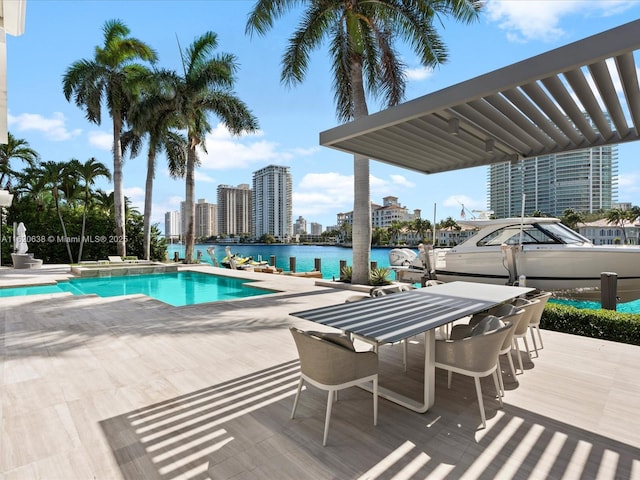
xmin=164 ymin=210 xmax=181 ymax=242
xmin=252 ymin=165 xmax=292 ymax=242
xmin=488 ymin=145 xmax=618 ymax=218
xmin=310 ymin=222 xmax=322 ymax=236
xmin=578 ymin=218 xmax=640 ymax=245
xmin=217 ymin=184 xmax=252 ymax=237
xmin=294 ymin=215 xmax=307 ymax=235
xmin=181 ymin=199 xmax=216 ymax=240
xmin=338 ymin=196 xmax=421 ymax=229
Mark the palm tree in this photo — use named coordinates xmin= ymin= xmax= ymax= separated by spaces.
xmin=560 ymin=208 xmax=584 ymax=231
xmin=0 ymin=132 xmax=40 ymax=188
xmin=75 ymin=158 xmax=111 ymax=262
xmin=123 ymin=69 xmax=188 ymax=260
xmin=62 ymin=19 xmax=157 ymax=257
xmin=247 ymin=0 xmax=482 ymax=284
xmin=413 ymin=218 xmax=432 ymax=244
xmin=168 ymin=32 xmax=258 ymax=263
xmin=606 ymin=208 xmax=628 ymax=244
xmin=41 ymin=161 xmax=79 ymax=263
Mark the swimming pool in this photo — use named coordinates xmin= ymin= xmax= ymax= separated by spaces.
xmin=0 ymin=271 xmax=275 ymax=307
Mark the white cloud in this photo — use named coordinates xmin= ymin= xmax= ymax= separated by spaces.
xmin=8 ymin=112 xmax=81 ymax=141
xmin=618 ymin=172 xmax=640 ymax=194
xmin=195 ymin=171 xmax=216 ymax=183
xmin=406 ymin=66 xmax=434 ymax=81
xmin=485 ymin=0 xmax=637 ymax=43
xmin=389 ymin=174 xmax=415 ymax=188
xmin=294 ymin=172 xmax=354 ymax=219
xmin=198 ymin=123 xmax=313 ymax=170
xmin=88 ymin=131 xmax=112 ymax=150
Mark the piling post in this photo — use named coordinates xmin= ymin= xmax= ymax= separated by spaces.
xmin=370 ymin=261 xmax=377 ymax=270
xmin=289 ymin=257 xmax=296 ymax=273
xmin=314 ymin=258 xmax=321 ymax=272
xmin=270 ymin=255 xmax=276 ymax=267
xmin=601 ymin=272 xmax=618 ymax=311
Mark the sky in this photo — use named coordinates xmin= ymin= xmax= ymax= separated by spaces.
xmin=6 ymin=0 xmax=640 ymax=232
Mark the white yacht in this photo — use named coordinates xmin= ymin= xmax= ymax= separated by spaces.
xmin=432 ymin=217 xmax=640 ymax=301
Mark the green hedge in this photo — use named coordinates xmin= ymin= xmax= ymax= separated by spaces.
xmin=541 ymin=303 xmax=640 ymax=346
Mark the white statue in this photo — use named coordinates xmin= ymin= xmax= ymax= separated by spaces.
xmin=15 ymin=222 xmax=28 ymax=254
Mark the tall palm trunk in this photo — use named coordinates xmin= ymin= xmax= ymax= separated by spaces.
xmin=77 ymin=189 xmax=89 ymax=262
xmin=53 ymin=188 xmax=74 ymax=263
xmin=184 ymin=141 xmax=197 ymax=263
xmin=143 ymin=148 xmax=157 ymax=260
xmin=350 ymin=58 xmax=371 ymax=285
xmin=113 ymin=116 xmax=126 ymax=256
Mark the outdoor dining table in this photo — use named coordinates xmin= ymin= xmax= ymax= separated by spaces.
xmin=290 ymin=281 xmax=534 ymax=413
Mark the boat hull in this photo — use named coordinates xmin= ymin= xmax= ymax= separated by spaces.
xmin=437 ymin=245 xmax=640 ymax=302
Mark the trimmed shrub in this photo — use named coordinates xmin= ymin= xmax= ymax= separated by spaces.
xmin=542 ymin=303 xmax=640 ymax=346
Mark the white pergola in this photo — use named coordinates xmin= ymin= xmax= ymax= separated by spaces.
xmin=320 ymin=19 xmax=640 ymax=175
xmin=0 ymin=0 xmax=27 ymax=145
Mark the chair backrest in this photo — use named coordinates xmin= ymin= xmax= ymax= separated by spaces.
xmin=471 ymin=315 xmax=504 ymax=336
xmin=498 ymin=309 xmax=524 ymax=350
xmin=290 ymin=327 xmax=376 ymax=386
xmin=528 ymin=291 xmax=552 ymax=325
xmin=512 ymin=299 xmax=540 ymax=335
xmin=438 ymin=322 xmax=513 ymax=372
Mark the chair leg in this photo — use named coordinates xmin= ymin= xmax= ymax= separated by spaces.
xmin=474 ymin=376 xmax=486 ymax=428
xmin=291 ymin=377 xmax=303 ymax=419
xmin=535 ymin=325 xmax=544 ymax=349
xmin=373 ymin=377 xmax=378 ymax=426
xmin=492 ymin=371 xmax=503 ymax=407
xmin=507 ymin=351 xmax=518 ymax=382
xmin=523 ymin=337 xmax=531 ymax=358
xmin=323 ymin=389 xmax=334 ymax=446
xmin=513 ymin=338 xmax=524 ymax=374
xmin=497 ymin=358 xmax=505 ymax=397
xmin=529 ymin=326 xmax=539 ymax=357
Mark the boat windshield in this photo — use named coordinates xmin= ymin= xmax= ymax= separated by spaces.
xmin=476 ymin=222 xmax=590 ymax=246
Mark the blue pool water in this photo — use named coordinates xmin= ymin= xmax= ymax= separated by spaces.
xmin=550 ymin=297 xmax=640 ymax=314
xmin=0 ymin=272 xmax=273 ymax=307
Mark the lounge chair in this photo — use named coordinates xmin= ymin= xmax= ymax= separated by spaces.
xmin=108 ymin=256 xmax=123 ymax=263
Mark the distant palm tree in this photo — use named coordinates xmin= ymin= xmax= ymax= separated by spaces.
xmin=560 ymin=208 xmax=584 ymax=231
xmin=124 ymin=69 xmax=188 ymax=260
xmin=0 ymin=132 xmax=39 ymax=188
xmin=606 ymin=208 xmax=628 ymax=244
xmin=74 ymin=158 xmax=111 ymax=262
xmin=413 ymin=218 xmax=432 ymax=243
xmin=41 ymin=161 xmax=79 ymax=263
xmin=62 ymin=19 xmax=157 ymax=257
xmin=247 ymin=0 xmax=482 ymax=284
xmin=167 ymin=32 xmax=258 ymax=263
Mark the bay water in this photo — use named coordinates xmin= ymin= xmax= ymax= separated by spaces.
xmin=167 ymin=244 xmax=398 ymax=280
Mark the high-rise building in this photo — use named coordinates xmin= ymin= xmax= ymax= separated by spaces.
xmin=164 ymin=210 xmax=181 ymax=241
xmin=181 ymin=199 xmax=217 ymax=240
xmin=217 ymin=184 xmax=252 ymax=236
xmin=488 ymin=145 xmax=618 ymax=218
xmin=294 ymin=216 xmax=307 ymax=235
xmin=310 ymin=222 xmax=322 ymax=236
xmin=252 ymin=165 xmax=292 ymax=241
